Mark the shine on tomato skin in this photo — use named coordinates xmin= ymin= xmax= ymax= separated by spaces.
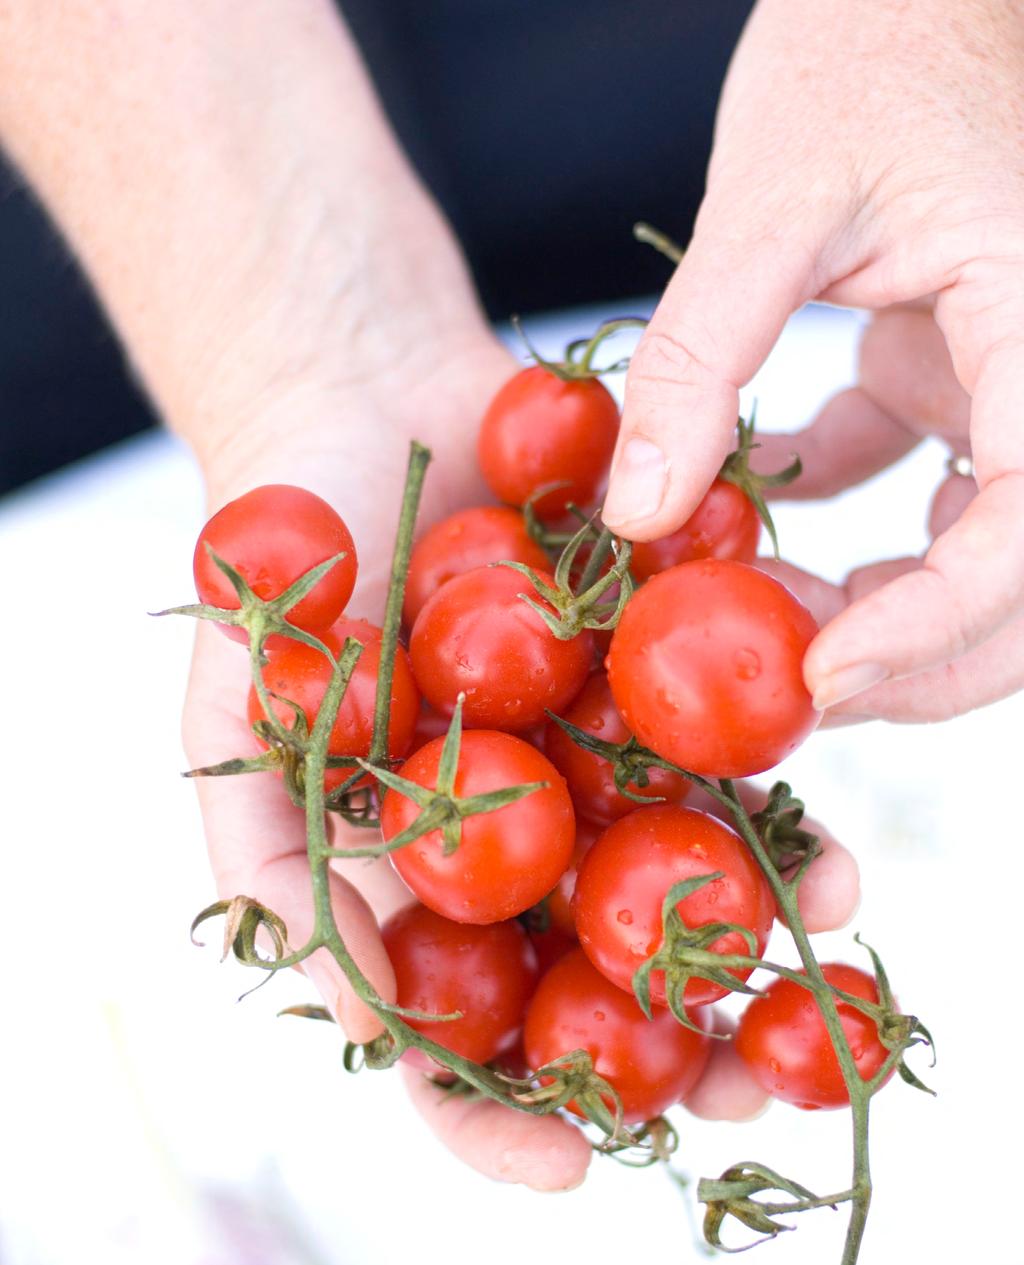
xmin=384 ymin=730 xmax=576 ymax=924
xmin=194 ymin=484 xmax=357 ymax=644
xmin=381 ymin=903 xmax=538 ymax=1064
xmin=544 ymin=672 xmax=690 ymax=825
xmin=523 ymin=949 xmax=711 ymax=1123
xmin=403 ymin=506 xmax=551 ymax=629
xmin=735 ymin=964 xmax=893 ymax=1110
xmin=630 ymin=479 xmax=760 ymax=580
xmin=409 ymin=564 xmax=593 ymax=732
xmin=573 ymin=805 xmax=775 ymax=1009
xmin=477 ymin=366 xmax=620 ymax=522
xmin=607 ymin=559 xmax=820 ymax=778
xmin=247 ymin=617 xmax=419 ymax=791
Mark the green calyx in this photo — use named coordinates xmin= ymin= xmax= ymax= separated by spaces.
xmin=513 ymin=314 xmax=648 ymax=381
xmin=719 ymin=408 xmax=802 ymax=558
xmin=497 ymin=517 xmax=634 ymax=639
xmin=545 ymin=710 xmax=672 ymax=806
xmin=340 ymin=696 xmax=547 ymax=860
xmin=700 ymin=1162 xmax=851 ymax=1253
xmin=631 ymin=874 xmax=762 ymax=1034
xmin=154 ymin=544 xmax=345 ymax=658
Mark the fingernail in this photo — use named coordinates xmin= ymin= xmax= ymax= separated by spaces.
xmin=602 ymin=436 xmax=668 ymax=527
xmin=812 ymin=662 xmax=889 ymax=711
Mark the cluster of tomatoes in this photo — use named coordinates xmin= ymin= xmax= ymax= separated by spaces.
xmin=191 ymin=345 xmax=892 ymax=1131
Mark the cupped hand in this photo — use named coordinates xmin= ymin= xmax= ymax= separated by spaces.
xmin=605 ymin=0 xmax=1024 ymax=721
xmin=180 ymin=242 xmax=860 ymax=1193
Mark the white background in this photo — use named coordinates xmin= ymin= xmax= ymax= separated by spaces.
xmin=1 ymin=303 xmax=1018 ymax=1264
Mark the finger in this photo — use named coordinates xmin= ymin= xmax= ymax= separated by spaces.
xmin=828 ymin=609 xmax=1024 ymax=723
xmin=764 ymin=554 xmax=1024 ymax=722
xmin=604 ymin=206 xmax=824 ymax=540
xmin=806 ymin=287 xmax=1024 ymax=708
xmin=184 ymin=621 xmax=395 ymax=1042
xmin=806 ymin=467 xmax=1024 ymax=708
xmin=928 ymin=470 xmax=978 ymax=539
xmin=683 ymin=1014 xmax=770 ymax=1123
xmin=400 ymin=1064 xmax=592 ymax=1191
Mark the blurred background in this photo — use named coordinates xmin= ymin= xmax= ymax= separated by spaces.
xmin=0 ymin=0 xmax=754 ymax=493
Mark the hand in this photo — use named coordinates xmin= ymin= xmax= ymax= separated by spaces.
xmin=604 ymin=0 xmax=1024 ymax=721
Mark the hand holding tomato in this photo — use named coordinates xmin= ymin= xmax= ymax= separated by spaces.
xmin=604 ymin=0 xmax=1024 ymax=725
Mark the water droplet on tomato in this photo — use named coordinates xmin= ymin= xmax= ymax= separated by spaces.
xmin=592 ymin=716 xmax=605 ymax=732
xmin=616 ymin=909 xmax=633 ymax=925
xmin=593 ymin=1010 xmax=606 ymax=1022
xmin=768 ymin=1058 xmax=781 ymax=1074
xmin=735 ymin=648 xmax=761 ymax=680
xmin=851 ymin=1045 xmax=864 ymax=1060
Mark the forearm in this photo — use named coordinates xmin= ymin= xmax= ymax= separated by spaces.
xmin=0 ymin=1 xmax=482 ymax=468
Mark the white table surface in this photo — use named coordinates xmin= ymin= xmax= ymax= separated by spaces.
xmin=1 ymin=302 xmax=1018 ymax=1265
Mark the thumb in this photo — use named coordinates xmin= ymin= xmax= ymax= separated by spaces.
xmin=603 ymin=216 xmax=821 ymax=540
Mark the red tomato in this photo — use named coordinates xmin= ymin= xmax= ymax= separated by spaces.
xmin=409 ymin=565 xmax=593 ymax=732
xmin=194 ymin=485 xmax=357 ymax=643
xmin=523 ymin=949 xmax=711 ymax=1123
xmin=544 ymin=673 xmax=690 ymax=825
xmin=381 ymin=903 xmax=537 ymax=1064
xmin=573 ymin=805 xmax=774 ymax=1009
xmin=384 ymin=730 xmax=576 ymax=924
xmin=631 ymin=480 xmax=760 ymax=580
xmin=608 ymin=560 xmax=819 ymax=777
xmin=477 ymin=366 xmax=619 ymax=522
xmin=736 ymin=964 xmax=892 ymax=1110
xmin=545 ymin=819 xmax=601 ymax=936
xmin=248 ymin=617 xmax=419 ymax=790
xmin=404 ymin=506 xmax=551 ymax=628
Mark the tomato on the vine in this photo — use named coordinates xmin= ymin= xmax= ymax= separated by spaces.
xmin=409 ymin=564 xmax=593 ymax=732
xmin=381 ymin=903 xmax=537 ymax=1064
xmin=477 ymin=366 xmax=619 ymax=522
xmin=404 ymin=506 xmax=550 ymax=628
xmin=608 ymin=559 xmax=820 ymax=777
xmin=248 ymin=617 xmax=419 ymax=790
xmin=544 ymin=673 xmax=690 ymax=825
xmin=383 ymin=730 xmax=576 ymax=924
xmin=194 ymin=485 xmax=357 ymax=643
xmin=630 ymin=479 xmax=760 ymax=580
xmin=573 ymin=804 xmax=775 ymax=1009
xmin=523 ymin=948 xmax=711 ymax=1123
xmin=736 ymin=963 xmax=893 ymax=1110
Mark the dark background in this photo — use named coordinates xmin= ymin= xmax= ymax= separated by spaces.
xmin=0 ymin=1 xmax=753 ymax=494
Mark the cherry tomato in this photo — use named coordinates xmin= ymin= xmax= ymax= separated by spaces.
xmin=736 ymin=964 xmax=892 ymax=1110
xmin=608 ymin=559 xmax=820 ymax=777
xmin=384 ymin=730 xmax=576 ymax=924
xmin=523 ymin=949 xmax=711 ymax=1123
xmin=544 ymin=673 xmax=690 ymax=825
xmin=404 ymin=506 xmax=551 ymax=628
xmin=194 ymin=485 xmax=357 ymax=643
xmin=381 ymin=903 xmax=537 ymax=1064
xmin=545 ymin=819 xmax=601 ymax=935
xmin=409 ymin=565 xmax=593 ymax=732
xmin=573 ymin=805 xmax=775 ymax=1008
xmin=248 ymin=617 xmax=419 ymax=791
xmin=477 ymin=366 xmax=619 ymax=522
xmin=631 ymin=479 xmax=760 ymax=580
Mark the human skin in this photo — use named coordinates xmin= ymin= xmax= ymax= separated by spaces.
xmin=605 ymin=0 xmax=1024 ymax=723
xmin=19 ymin=0 xmax=1012 ymax=1190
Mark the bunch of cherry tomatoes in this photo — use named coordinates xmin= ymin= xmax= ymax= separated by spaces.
xmin=189 ymin=336 xmax=895 ymax=1141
